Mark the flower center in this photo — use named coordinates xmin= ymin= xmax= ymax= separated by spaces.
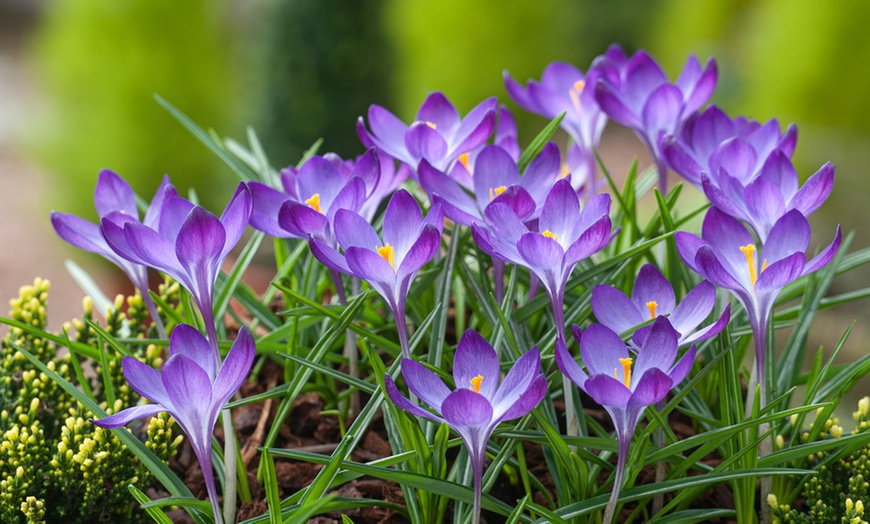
xmin=559 ymin=162 xmax=571 ymax=180
xmin=569 ymin=79 xmax=586 ymax=115
xmin=614 ymin=357 xmax=633 ymax=388
xmin=646 ymin=300 xmax=657 ymax=320
xmin=304 ymin=193 xmax=322 ymax=213
xmin=739 ymin=244 xmax=767 ymax=287
xmin=459 ymin=152 xmax=471 ymax=174
xmin=542 ymin=229 xmax=559 ymax=242
xmin=469 ymin=374 xmax=484 ymax=393
xmin=425 ymin=121 xmax=437 ymax=130
xmin=377 ymin=243 xmax=395 ymax=269
xmin=488 ymin=185 xmax=507 ymax=201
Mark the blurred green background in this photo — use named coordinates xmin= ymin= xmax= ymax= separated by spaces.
xmin=6 ymin=0 xmax=869 ymax=331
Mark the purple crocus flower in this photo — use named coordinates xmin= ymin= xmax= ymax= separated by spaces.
xmin=675 ymin=207 xmax=841 ymax=401
xmin=661 ymin=105 xmax=798 ymax=190
xmin=504 ymin=61 xmax=608 ymax=191
xmin=385 ymin=329 xmax=547 ymax=524
xmin=357 ymin=92 xmax=497 ymax=173
xmin=92 ymin=324 xmax=255 ymax=524
xmin=419 ymin=143 xmax=561 ymax=227
xmin=592 ymin=263 xmax=730 ymax=348
xmin=51 ymin=169 xmax=176 ymax=337
xmin=593 ymin=44 xmax=717 ymax=193
xmin=101 ymin=183 xmax=252 ymax=364
xmin=556 ymin=317 xmax=694 ymax=523
xmin=472 ymin=179 xmax=613 ymax=340
xmin=309 ymin=189 xmax=443 ymax=358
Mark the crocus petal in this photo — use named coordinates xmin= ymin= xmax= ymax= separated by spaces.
xmin=169 ymin=324 xmax=218 ymax=383
xmin=518 ymin=232 xmax=564 ymax=271
xmin=633 ymin=317 xmax=679 ymax=383
xmin=122 ymin=221 xmax=184 ymax=275
xmin=489 ymin=186 xmax=536 ymax=222
xmin=762 ymin=210 xmax=810 ymax=265
xmin=416 ymin=92 xmax=460 ymax=134
xmin=94 ymin=169 xmax=138 ymax=218
xmin=441 ymin=388 xmax=493 ymax=430
xmin=789 ymin=162 xmax=834 ymax=217
xmin=669 ymin=280 xmax=716 ymax=336
xmin=668 ymin=346 xmax=697 ymax=385
xmin=142 ymin=175 xmax=177 ymax=227
xmin=563 ymin=215 xmax=613 ymax=267
xmin=91 ymin=404 xmax=166 ymax=429
xmin=755 ymin=252 xmax=806 ymax=291
xmin=385 ymin=374 xmax=445 ymax=424
xmin=122 ymin=356 xmax=172 ymax=408
xmin=803 ymin=226 xmax=841 ymax=275
xmin=449 ymin=99 xmax=497 ymax=158
xmin=695 ymin=246 xmax=744 ymax=291
xmin=492 ymin=348 xmax=541 ymax=412
xmin=632 ymin=264 xmax=676 ymax=316
xmin=175 ymin=208 xmax=225 ymax=302
xmin=279 ymin=202 xmax=329 ymax=240
xmin=474 ymin=146 xmax=521 ymax=209
xmin=219 ymin=183 xmax=252 ymax=260
xmin=334 ymin=209 xmax=382 ymax=250
xmin=212 ymin=328 xmax=256 ymax=407
xmin=583 ymin=374 xmax=631 ymax=409
xmin=405 ymin=122 xmax=448 ymax=165
xmin=591 ymin=285 xmax=638 ymax=335
xmin=681 ymin=304 xmax=730 ymax=345
xmin=675 ymin=231 xmax=705 ymax=273
xmin=681 ymin=57 xmax=717 ymax=115
xmin=453 ymin=329 xmax=501 ymax=400
xmin=308 ymin=238 xmax=351 ymax=274
xmin=497 ymin=374 xmax=547 ymax=422
xmin=248 ymin=182 xmax=293 ymax=237
xmin=419 ymin=160 xmax=478 ymax=225
xmin=580 ymin=324 xmax=628 ymax=376
xmin=52 ymin=212 xmax=114 ymax=255
xmin=401 ymin=359 xmax=452 ymax=412
xmin=641 ymin=84 xmax=684 ymax=137
xmin=383 ymin=189 xmax=424 ymax=261
xmin=346 ymin=246 xmax=397 ymax=285
xmin=520 ymin=142 xmax=561 ymax=204
xmin=156 ymin=196 xmax=196 ymax=241
xmin=162 ymin=356 xmax=214 ymax=438
xmin=539 ymin=179 xmax=580 ymax=242
xmin=627 ymin=368 xmax=673 ymax=409
xmin=594 ymin=81 xmax=641 ymax=129
xmin=555 ymin=337 xmax=588 ymax=389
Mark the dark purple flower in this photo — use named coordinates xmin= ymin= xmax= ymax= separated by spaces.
xmin=51 ymin=169 xmax=177 ymax=336
xmin=556 ymin=317 xmax=694 ymax=523
xmin=357 ymin=92 xmax=497 ymax=173
xmin=472 ymin=179 xmax=613 ymax=340
xmin=676 ymin=207 xmax=840 ymax=397
xmin=92 ymin=325 xmax=256 ymax=524
xmin=593 ymin=44 xmax=717 ymax=193
xmin=504 ymin=61 xmax=607 ymax=191
xmin=309 ymin=189 xmax=443 ymax=358
xmin=386 ymin=329 xmax=547 ymax=524
xmin=419 ymin=143 xmax=561 ymax=226
xmin=592 ymin=263 xmax=730 ymax=347
xmin=661 ymin=105 xmax=797 ymax=189
xmin=101 ymin=183 xmax=252 ymax=362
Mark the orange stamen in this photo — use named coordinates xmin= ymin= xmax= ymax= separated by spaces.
xmin=459 ymin=152 xmax=471 ymax=173
xmin=469 ymin=375 xmax=484 ymax=393
xmin=304 ymin=193 xmax=322 ymax=213
xmin=488 ymin=185 xmax=507 ymax=201
xmin=646 ymin=301 xmax=658 ymax=320
xmin=740 ymin=244 xmax=759 ymax=287
xmin=559 ymin=162 xmax=571 ymax=180
xmin=377 ymin=243 xmax=395 ymax=269
xmin=542 ymin=229 xmax=559 ymax=242
xmin=569 ymin=80 xmax=586 ymax=115
xmin=613 ymin=357 xmax=633 ymax=388
xmin=425 ymin=121 xmax=437 ymax=130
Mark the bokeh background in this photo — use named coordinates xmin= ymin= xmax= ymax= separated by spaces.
xmin=1 ymin=0 xmax=868 ymax=392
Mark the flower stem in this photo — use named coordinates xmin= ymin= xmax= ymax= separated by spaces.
xmin=221 ymin=409 xmax=237 ymax=524
xmin=472 ymin=450 xmax=483 ymax=524
xmin=603 ymin=441 xmax=628 ymax=524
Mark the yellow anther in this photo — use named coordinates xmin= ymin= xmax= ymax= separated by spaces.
xmin=542 ymin=229 xmax=559 ymax=242
xmin=559 ymin=162 xmax=571 ymax=180
xmin=377 ymin=243 xmax=395 ymax=269
xmin=425 ymin=121 xmax=437 ymax=130
xmin=459 ymin=152 xmax=471 ymax=173
xmin=646 ymin=301 xmax=658 ymax=320
xmin=569 ymin=80 xmax=586 ymax=115
xmin=740 ymin=244 xmax=761 ymax=287
xmin=304 ymin=193 xmax=322 ymax=213
xmin=614 ymin=357 xmax=633 ymax=388
xmin=488 ymin=185 xmax=507 ymax=201
xmin=469 ymin=375 xmax=484 ymax=393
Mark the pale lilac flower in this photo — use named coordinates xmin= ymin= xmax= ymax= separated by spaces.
xmin=51 ymin=169 xmax=176 ymax=337
xmin=357 ymin=92 xmax=497 ymax=173
xmin=92 ymin=325 xmax=256 ymax=524
xmin=386 ymin=329 xmax=547 ymax=524
xmin=556 ymin=318 xmax=694 ymax=523
xmin=592 ymin=263 xmax=730 ymax=347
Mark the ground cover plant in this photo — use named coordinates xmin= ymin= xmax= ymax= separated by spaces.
xmin=3 ymin=43 xmax=870 ymax=523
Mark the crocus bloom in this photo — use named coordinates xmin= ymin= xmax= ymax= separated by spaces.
xmin=675 ymin=207 xmax=841 ymax=400
xmin=591 ymin=263 xmax=730 ymax=347
xmin=419 ymin=143 xmax=561 ymax=226
xmin=556 ymin=318 xmax=694 ymax=523
xmin=51 ymin=170 xmax=176 ymax=337
xmin=357 ymin=92 xmax=497 ymax=173
xmin=309 ymin=189 xmax=443 ymax=358
xmin=385 ymin=329 xmax=547 ymax=524
xmin=661 ymin=105 xmax=797 ymax=190
xmin=504 ymin=61 xmax=607 ymax=191
xmin=472 ymin=179 xmax=613 ymax=340
xmin=101 ymin=183 xmax=252 ymax=364
xmin=593 ymin=44 xmax=717 ymax=193
xmin=92 ymin=325 xmax=255 ymax=524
